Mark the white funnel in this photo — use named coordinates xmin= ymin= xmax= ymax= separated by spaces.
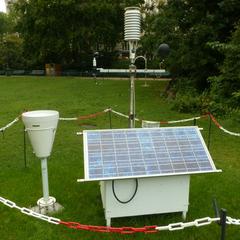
xmin=22 ymin=110 xmax=59 ymax=158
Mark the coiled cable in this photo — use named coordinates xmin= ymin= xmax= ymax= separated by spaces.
xmin=112 ymin=179 xmax=138 ymax=204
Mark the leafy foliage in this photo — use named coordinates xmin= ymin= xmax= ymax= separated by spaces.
xmin=13 ymin=0 xmax=133 ymax=68
xmin=141 ymin=0 xmax=240 ymax=114
xmin=0 ymin=13 xmax=25 ymax=70
xmin=0 ymin=12 xmax=11 ymax=35
xmin=208 ymin=22 xmax=240 ymax=109
xmin=144 ymin=0 xmax=240 ymax=89
xmin=0 ymin=33 xmax=25 ymax=69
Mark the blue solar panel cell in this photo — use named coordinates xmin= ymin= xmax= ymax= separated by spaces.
xmin=83 ymin=127 xmax=219 ymax=181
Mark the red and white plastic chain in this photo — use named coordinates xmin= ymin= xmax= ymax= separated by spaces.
xmin=0 ymin=196 xmax=225 ymax=235
xmin=0 ymin=117 xmax=20 ymax=132
xmin=1 ymin=109 xmax=240 ymax=136
xmin=59 ymin=221 xmax=157 ymax=234
xmin=59 ymin=108 xmax=110 ymax=121
xmin=208 ymin=113 xmax=240 ymax=136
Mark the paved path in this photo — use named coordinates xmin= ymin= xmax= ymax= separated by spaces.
xmin=85 ymin=77 xmax=172 ymax=81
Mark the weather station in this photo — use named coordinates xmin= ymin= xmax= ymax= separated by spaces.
xmin=124 ymin=6 xmax=141 ymax=128
xmin=22 ymin=110 xmax=63 ymax=214
xmin=96 ymin=8 xmax=168 ymax=83
xmin=78 ymin=127 xmax=221 ymax=226
xmin=77 ymin=7 xmax=221 ymax=226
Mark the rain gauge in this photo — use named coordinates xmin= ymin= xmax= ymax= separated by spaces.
xmin=22 ymin=110 xmax=62 ymax=213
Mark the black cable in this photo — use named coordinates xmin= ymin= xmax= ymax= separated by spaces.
xmin=112 ymin=179 xmax=138 ymax=204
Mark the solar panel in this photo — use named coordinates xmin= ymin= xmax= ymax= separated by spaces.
xmin=82 ymin=127 xmax=220 ymax=181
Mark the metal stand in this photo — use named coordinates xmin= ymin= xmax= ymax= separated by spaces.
xmin=31 ymin=157 xmax=63 ymax=214
xmin=40 ymin=158 xmax=50 ymax=202
xmin=93 ymin=56 xmax=98 ymax=85
xmin=129 ymin=63 xmax=136 ymax=128
xmin=182 ymin=211 xmax=187 ymax=220
xmin=93 ymin=70 xmax=97 ymax=85
xmin=29 ymin=160 xmax=64 ymax=214
xmin=143 ymin=68 xmax=149 ymax=87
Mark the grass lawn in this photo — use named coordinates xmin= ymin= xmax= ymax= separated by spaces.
xmin=0 ymin=76 xmax=240 ymax=239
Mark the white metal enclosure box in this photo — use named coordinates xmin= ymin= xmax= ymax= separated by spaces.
xmin=100 ymin=175 xmax=190 ymax=226
xmin=79 ymin=127 xmax=221 ymax=226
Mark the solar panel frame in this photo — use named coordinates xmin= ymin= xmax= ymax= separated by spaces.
xmin=82 ymin=126 xmax=221 ymax=182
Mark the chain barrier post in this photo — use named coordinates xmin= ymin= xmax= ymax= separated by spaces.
xmin=1 ymin=129 xmax=5 ymax=139
xmin=193 ymin=118 xmax=197 ymax=126
xmin=208 ymin=114 xmax=212 ymax=150
xmin=23 ymin=126 xmax=27 ymax=168
xmin=220 ymin=209 xmax=227 ymax=240
xmin=213 ymin=199 xmax=227 ymax=240
xmin=108 ymin=108 xmax=112 ymax=129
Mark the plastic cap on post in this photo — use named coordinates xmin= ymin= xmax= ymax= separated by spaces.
xmin=124 ymin=7 xmax=141 ymax=41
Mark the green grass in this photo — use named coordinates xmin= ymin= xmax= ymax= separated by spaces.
xmin=0 ymin=76 xmax=240 ymax=239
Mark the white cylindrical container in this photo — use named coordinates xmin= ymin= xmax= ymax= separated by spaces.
xmin=124 ymin=7 xmax=141 ymax=41
xmin=22 ymin=110 xmax=59 ymax=158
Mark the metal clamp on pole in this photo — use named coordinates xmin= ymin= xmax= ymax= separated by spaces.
xmin=129 ymin=114 xmax=135 ymax=120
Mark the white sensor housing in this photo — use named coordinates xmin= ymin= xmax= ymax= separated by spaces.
xmin=22 ymin=110 xmax=59 ymax=158
xmin=124 ymin=7 xmax=141 ymax=41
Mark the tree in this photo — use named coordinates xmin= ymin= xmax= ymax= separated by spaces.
xmin=13 ymin=0 xmax=144 ymax=68
xmin=0 ymin=13 xmax=10 ymax=36
xmin=209 ymin=22 xmax=240 ymax=108
xmin=141 ymin=0 xmax=240 ymax=91
xmin=0 ymin=12 xmax=24 ymax=70
xmin=0 ymin=33 xmax=25 ymax=69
